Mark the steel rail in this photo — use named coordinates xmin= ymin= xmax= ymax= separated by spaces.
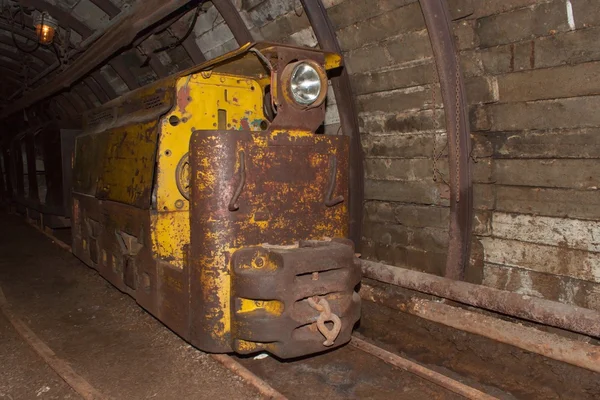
xmin=0 ymin=286 xmax=108 ymax=400
xmin=351 ymin=336 xmax=498 ymax=399
xmin=420 ymin=0 xmax=473 ymax=280
xmin=361 ymin=282 xmax=600 ymax=374
xmin=361 ymin=259 xmax=600 ymax=338
xmin=211 ymin=354 xmax=288 ymax=399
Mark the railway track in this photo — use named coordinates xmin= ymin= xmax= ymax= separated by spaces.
xmin=2 ymin=218 xmax=504 ymax=400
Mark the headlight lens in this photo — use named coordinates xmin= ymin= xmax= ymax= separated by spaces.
xmin=290 ymin=63 xmax=322 ymax=105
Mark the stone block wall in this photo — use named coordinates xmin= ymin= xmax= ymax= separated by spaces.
xmin=337 ymin=0 xmax=600 ymax=311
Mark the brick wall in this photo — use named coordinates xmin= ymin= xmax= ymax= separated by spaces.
xmin=160 ymin=1 xmax=600 ymax=311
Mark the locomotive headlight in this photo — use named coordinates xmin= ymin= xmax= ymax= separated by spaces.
xmin=290 ymin=62 xmax=322 ymax=105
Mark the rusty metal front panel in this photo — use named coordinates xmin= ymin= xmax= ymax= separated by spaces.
xmin=188 ymin=129 xmax=360 ymax=357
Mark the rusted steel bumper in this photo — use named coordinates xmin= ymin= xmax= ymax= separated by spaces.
xmin=188 ymin=129 xmax=361 ymax=358
xmin=231 ymin=240 xmax=361 ymax=358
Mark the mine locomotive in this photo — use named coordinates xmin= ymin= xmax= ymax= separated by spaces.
xmin=71 ymin=42 xmax=361 ymax=358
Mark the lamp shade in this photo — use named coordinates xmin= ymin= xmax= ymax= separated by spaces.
xmin=33 ymin=12 xmax=58 ymax=45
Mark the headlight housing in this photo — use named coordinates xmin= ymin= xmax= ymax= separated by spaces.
xmin=290 ymin=63 xmax=322 ymax=105
xmin=282 ymin=60 xmax=327 ymax=108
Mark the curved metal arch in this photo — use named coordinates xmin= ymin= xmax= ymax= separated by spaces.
xmin=212 ymin=0 xmax=253 ymax=45
xmin=0 ymin=26 xmax=56 ymax=65
xmin=109 ymin=57 xmax=139 ymax=89
xmin=0 ymin=7 xmax=122 ymax=106
xmin=0 ymin=64 xmax=23 ymax=80
xmin=90 ymin=0 xmax=121 ymax=19
xmin=63 ymin=91 xmax=86 ymax=114
xmin=91 ymin=70 xmax=117 ymax=100
xmin=0 ymin=21 xmax=40 ymax=42
xmin=55 ymin=93 xmax=79 ymax=120
xmin=0 ymin=58 xmax=25 ymax=73
xmin=85 ymin=75 xmax=110 ymax=103
xmin=2 ymin=74 xmax=22 ymax=86
xmin=79 ymin=79 xmax=103 ymax=106
xmin=49 ymin=96 xmax=69 ymax=121
xmin=69 ymin=87 xmax=94 ymax=110
xmin=206 ymin=0 xmax=473 ymax=271
xmin=0 ymin=49 xmax=44 ymax=73
xmin=0 ymin=76 xmax=22 ymax=99
xmin=300 ymin=0 xmax=364 ymax=248
xmin=420 ymin=0 xmax=473 ymax=280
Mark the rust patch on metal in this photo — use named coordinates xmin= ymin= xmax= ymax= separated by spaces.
xmin=177 ymin=81 xmax=192 ymax=113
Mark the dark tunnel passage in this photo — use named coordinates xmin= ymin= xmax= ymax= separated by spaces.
xmin=0 ymin=1 xmax=599 ymax=399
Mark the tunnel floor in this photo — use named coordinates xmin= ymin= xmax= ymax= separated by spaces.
xmin=0 ymin=212 xmax=467 ymax=399
xmin=0 ymin=213 xmax=261 ymax=400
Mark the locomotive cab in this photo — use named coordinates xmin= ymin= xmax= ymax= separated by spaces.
xmin=72 ymin=42 xmax=361 ymax=359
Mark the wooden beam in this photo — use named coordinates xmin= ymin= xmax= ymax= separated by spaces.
xmin=0 ymin=49 xmax=44 ymax=73
xmin=0 ymin=0 xmax=192 ymax=119
xmin=90 ymin=0 xmax=122 ymax=19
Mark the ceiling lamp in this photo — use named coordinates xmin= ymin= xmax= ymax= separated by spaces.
xmin=33 ymin=12 xmax=58 ymax=45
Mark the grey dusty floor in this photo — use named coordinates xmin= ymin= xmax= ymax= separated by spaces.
xmin=0 ymin=213 xmax=261 ymax=400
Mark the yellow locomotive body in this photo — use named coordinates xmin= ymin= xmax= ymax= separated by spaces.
xmin=72 ymin=43 xmax=361 ymax=358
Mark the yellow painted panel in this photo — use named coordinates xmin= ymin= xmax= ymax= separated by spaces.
xmin=150 ymin=72 xmax=266 ymax=268
xmin=150 ymin=211 xmax=189 ymax=267
xmin=324 ymin=52 xmax=343 ymax=70
xmin=95 ymin=121 xmax=159 ymax=208
xmin=155 ymin=72 xmax=266 ymax=213
xmin=237 ymin=299 xmax=284 ymax=316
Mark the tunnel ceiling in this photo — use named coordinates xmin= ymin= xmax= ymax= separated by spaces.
xmin=0 ymin=0 xmax=221 ymax=122
xmin=0 ymin=0 xmax=134 ymax=105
